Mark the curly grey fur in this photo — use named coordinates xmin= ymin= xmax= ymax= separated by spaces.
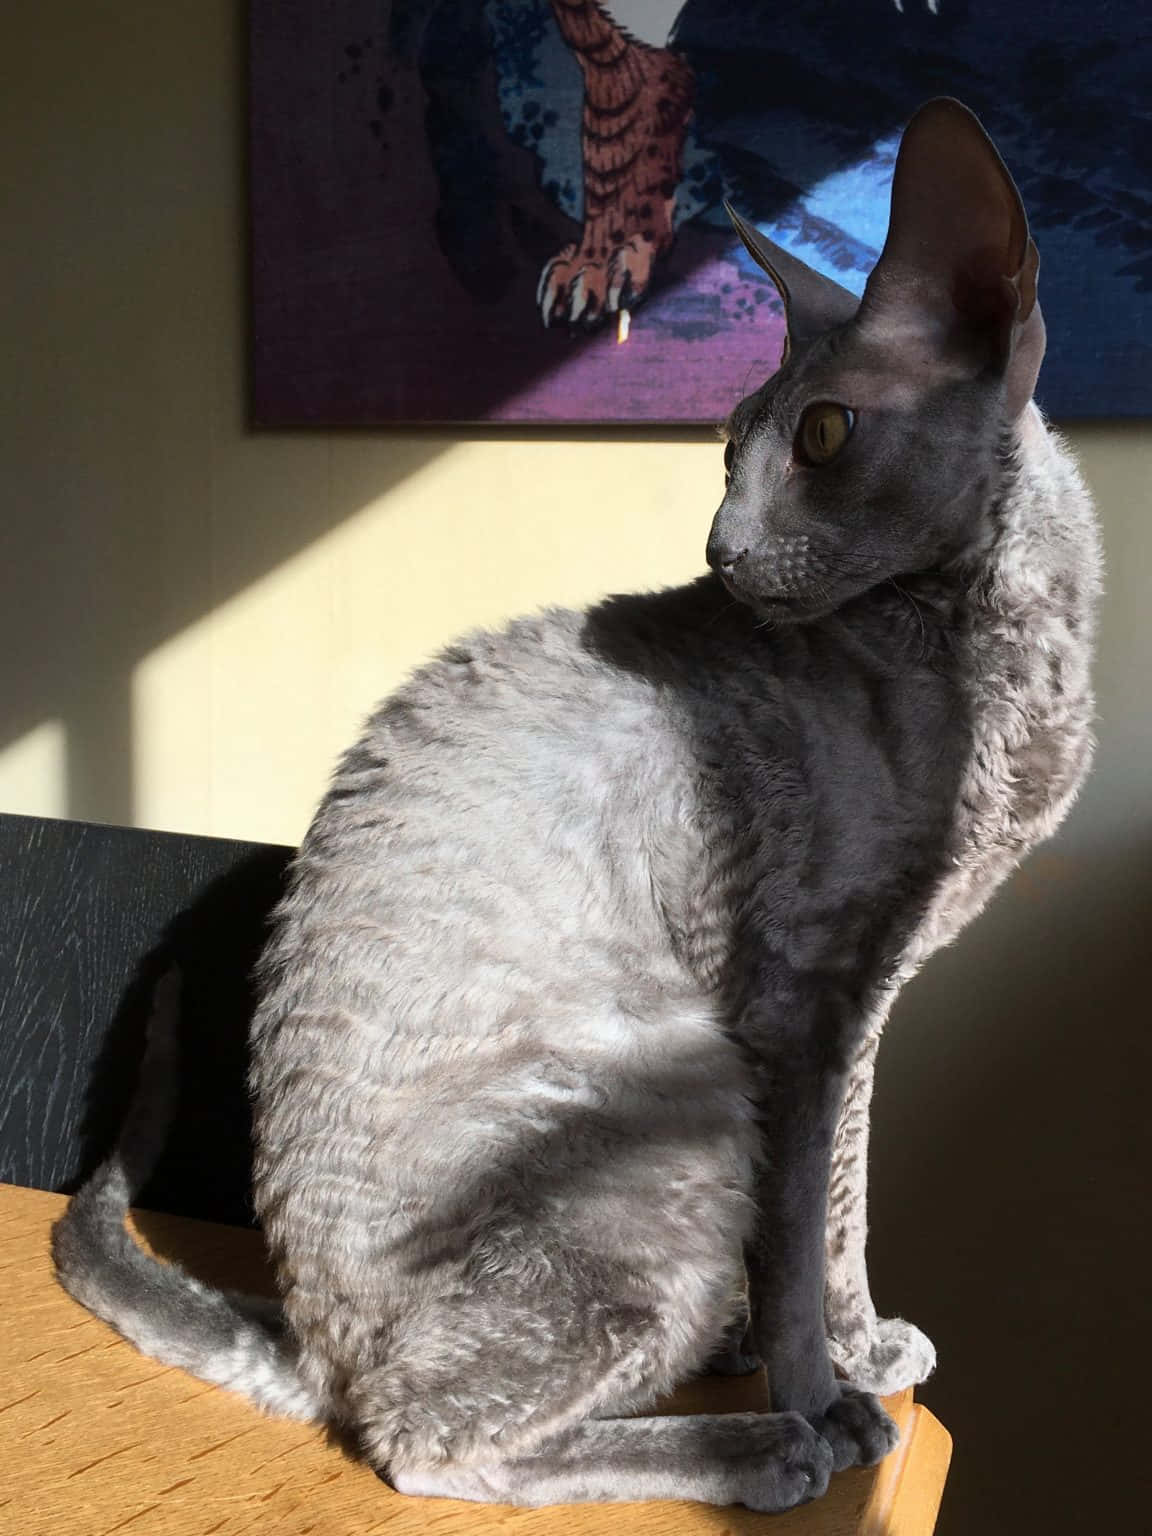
xmin=823 ymin=408 xmax=1099 ymax=1390
xmin=53 ymin=101 xmax=1099 ymax=1510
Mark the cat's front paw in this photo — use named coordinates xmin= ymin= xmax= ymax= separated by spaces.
xmin=809 ymin=1384 xmax=900 ymax=1473
xmin=740 ymin=1413 xmax=833 ymax=1512
xmin=827 ymin=1315 xmax=936 ymax=1396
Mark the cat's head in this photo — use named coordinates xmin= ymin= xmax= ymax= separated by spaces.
xmin=708 ymin=98 xmax=1045 ymax=621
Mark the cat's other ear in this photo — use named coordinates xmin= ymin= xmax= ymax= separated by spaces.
xmin=858 ymin=98 xmax=1045 ymax=419
xmin=724 ymin=200 xmax=859 ymax=364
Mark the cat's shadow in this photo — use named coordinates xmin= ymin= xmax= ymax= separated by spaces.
xmin=71 ymin=843 xmax=293 ymax=1228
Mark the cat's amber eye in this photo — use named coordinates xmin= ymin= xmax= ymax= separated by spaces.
xmin=794 ymin=403 xmax=856 ymax=466
xmin=723 ymin=439 xmax=735 ymax=485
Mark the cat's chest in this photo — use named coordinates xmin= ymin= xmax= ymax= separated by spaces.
xmin=679 ymin=603 xmax=1091 ymax=985
xmin=916 ymin=606 xmax=1095 ymax=947
xmin=658 ymin=660 xmax=967 ymax=989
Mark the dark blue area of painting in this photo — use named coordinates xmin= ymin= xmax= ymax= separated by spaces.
xmin=668 ymin=0 xmax=1151 ymax=415
xmin=482 ymin=0 xmax=1150 ymax=413
xmin=486 ymin=0 xmax=583 ymax=220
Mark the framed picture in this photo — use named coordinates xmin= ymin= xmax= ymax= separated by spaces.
xmin=250 ymin=1 xmax=1150 ymax=425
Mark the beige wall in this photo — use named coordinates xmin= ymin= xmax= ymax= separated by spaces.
xmin=3 ymin=6 xmax=1148 ymax=1534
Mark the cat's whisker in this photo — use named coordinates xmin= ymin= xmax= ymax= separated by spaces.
xmin=817 ymin=551 xmax=880 ymax=575
xmin=740 ymin=360 xmax=764 ymax=397
xmin=703 ymin=599 xmax=740 ymax=629
xmin=887 ymin=578 xmax=929 ymax=660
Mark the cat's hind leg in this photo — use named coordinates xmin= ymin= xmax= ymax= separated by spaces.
xmin=346 ymin=1284 xmax=830 ymax=1510
xmin=389 ymin=1410 xmax=832 ymax=1509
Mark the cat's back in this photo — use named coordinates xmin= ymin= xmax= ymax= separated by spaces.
xmin=315 ymin=603 xmax=697 ymax=871
xmin=254 ymin=600 xmax=713 ymax=1060
xmin=356 ymin=605 xmax=671 ymax=801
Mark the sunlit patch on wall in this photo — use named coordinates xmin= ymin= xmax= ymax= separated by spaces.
xmin=129 ymin=436 xmax=714 ymax=845
xmin=0 ymin=719 xmax=68 ymax=820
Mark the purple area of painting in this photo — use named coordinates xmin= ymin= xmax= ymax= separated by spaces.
xmin=489 ymin=234 xmax=786 ymax=422
xmin=249 ymin=2 xmax=781 ymax=426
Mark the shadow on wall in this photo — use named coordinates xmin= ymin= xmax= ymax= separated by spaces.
xmin=0 ymin=3 xmax=445 ymax=825
xmin=867 ymin=832 xmax=1152 ymax=1536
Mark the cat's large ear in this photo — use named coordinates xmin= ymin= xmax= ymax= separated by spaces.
xmin=858 ymin=98 xmax=1045 ymax=418
xmin=724 ymin=200 xmax=859 ymax=364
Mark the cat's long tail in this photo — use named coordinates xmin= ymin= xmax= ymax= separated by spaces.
xmin=51 ymin=967 xmax=325 ymax=1422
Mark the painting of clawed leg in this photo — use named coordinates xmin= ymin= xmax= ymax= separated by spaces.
xmin=537 ymin=1 xmax=693 ymax=326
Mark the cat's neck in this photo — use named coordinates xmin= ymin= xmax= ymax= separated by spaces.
xmin=852 ymin=403 xmax=1099 ymax=645
xmin=954 ymin=403 xmax=1100 ymax=638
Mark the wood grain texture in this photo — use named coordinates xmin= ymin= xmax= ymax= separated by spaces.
xmin=0 ymin=812 xmax=291 ymax=1225
xmin=0 ymin=1185 xmax=950 ymax=1536
xmin=861 ymin=1405 xmax=951 ymax=1536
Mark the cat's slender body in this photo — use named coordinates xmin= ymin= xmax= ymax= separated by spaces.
xmin=54 ymin=102 xmax=1099 ymax=1511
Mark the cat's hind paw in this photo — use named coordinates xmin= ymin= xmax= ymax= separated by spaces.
xmin=827 ymin=1315 xmax=936 ymax=1396
xmin=702 ymin=1314 xmax=761 ymax=1377
xmin=809 ymin=1384 xmax=900 ymax=1474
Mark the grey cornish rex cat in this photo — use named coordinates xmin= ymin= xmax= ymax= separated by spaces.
xmin=54 ymin=100 xmax=1099 ymax=1512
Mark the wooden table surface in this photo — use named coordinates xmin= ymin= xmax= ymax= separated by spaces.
xmin=0 ymin=1185 xmax=950 ymax=1536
